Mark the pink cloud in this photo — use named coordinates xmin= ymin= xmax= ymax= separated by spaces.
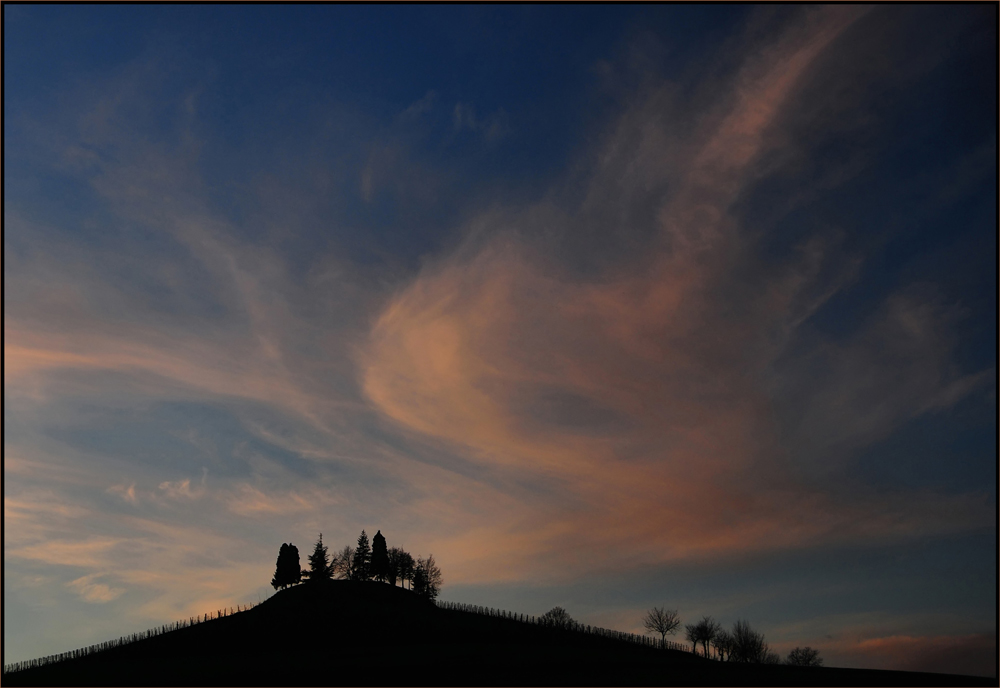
xmin=360 ymin=8 xmax=992 ymax=583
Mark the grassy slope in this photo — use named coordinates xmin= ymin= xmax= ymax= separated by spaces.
xmin=4 ymin=581 xmax=993 ymax=686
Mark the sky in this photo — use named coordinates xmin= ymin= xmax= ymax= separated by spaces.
xmin=3 ymin=4 xmax=996 ymax=676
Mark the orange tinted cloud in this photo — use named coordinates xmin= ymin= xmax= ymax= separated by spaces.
xmin=361 ymin=8 xmax=991 ymax=583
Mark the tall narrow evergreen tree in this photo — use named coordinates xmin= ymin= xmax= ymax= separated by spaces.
xmin=270 ymin=543 xmax=302 ymax=589
xmin=370 ymin=530 xmax=389 ymax=582
xmin=287 ymin=543 xmax=301 ymax=586
xmin=351 ymin=530 xmax=371 ymax=581
xmin=271 ymin=543 xmax=290 ymax=590
xmin=303 ymin=533 xmax=332 ymax=583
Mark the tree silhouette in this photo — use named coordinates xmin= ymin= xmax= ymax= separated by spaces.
xmin=352 ymin=530 xmax=372 ymax=581
xmin=642 ymin=607 xmax=681 ymax=645
xmin=332 ymin=545 xmax=355 ymax=579
xmin=397 ymin=550 xmax=415 ymax=589
xmin=270 ymin=543 xmax=301 ymax=589
xmin=786 ymin=646 xmax=823 ymax=666
xmin=712 ymin=629 xmax=734 ymax=661
xmin=685 ymin=616 xmax=719 ymax=657
xmin=684 ymin=622 xmax=700 ymax=654
xmin=303 ymin=534 xmax=332 ymax=583
xmin=539 ymin=607 xmax=576 ymax=629
xmin=729 ymin=619 xmax=770 ymax=663
xmin=412 ymin=554 xmax=442 ymax=600
xmin=370 ymin=530 xmax=389 ymax=582
xmin=386 ymin=547 xmax=404 ymax=586
xmin=700 ymin=617 xmax=721 ymax=657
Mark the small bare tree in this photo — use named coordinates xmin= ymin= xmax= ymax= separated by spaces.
xmin=386 ymin=547 xmax=404 ymax=586
xmin=539 ymin=606 xmax=576 ymax=629
xmin=642 ymin=607 xmax=681 ymax=646
xmin=786 ymin=646 xmax=823 ymax=666
xmin=331 ymin=545 xmax=355 ymax=579
xmin=712 ymin=629 xmax=734 ymax=661
xmin=397 ymin=550 xmax=415 ymax=589
xmin=730 ymin=619 xmax=770 ymax=663
xmin=699 ymin=617 xmax=721 ymax=658
xmin=685 ymin=621 xmax=700 ymax=653
xmin=412 ymin=554 xmax=443 ymax=600
xmin=685 ymin=616 xmax=720 ymax=657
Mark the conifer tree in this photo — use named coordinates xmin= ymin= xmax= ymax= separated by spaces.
xmin=303 ymin=533 xmax=332 ymax=583
xmin=271 ymin=543 xmax=302 ymax=589
xmin=370 ymin=530 xmax=389 ymax=582
xmin=351 ymin=530 xmax=372 ymax=581
xmin=271 ymin=543 xmax=290 ymax=590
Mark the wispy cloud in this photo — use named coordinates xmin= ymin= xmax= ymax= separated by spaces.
xmin=3 ymin=5 xmax=993 ymax=666
xmin=67 ymin=574 xmax=126 ymax=604
xmin=361 ymin=6 xmax=993 ymax=581
xmin=107 ymin=483 xmax=139 ymax=505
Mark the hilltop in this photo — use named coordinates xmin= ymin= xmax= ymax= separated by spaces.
xmin=3 ymin=581 xmax=992 ymax=686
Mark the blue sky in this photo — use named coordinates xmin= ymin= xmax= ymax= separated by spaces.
xmin=4 ymin=5 xmax=996 ymax=676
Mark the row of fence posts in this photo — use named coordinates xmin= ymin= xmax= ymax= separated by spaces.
xmin=3 ymin=602 xmax=260 ymax=675
xmin=433 ymin=600 xmax=691 ymax=654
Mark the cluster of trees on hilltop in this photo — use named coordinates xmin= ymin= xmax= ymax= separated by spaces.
xmin=642 ymin=607 xmax=823 ymax=666
xmin=271 ymin=530 xmax=442 ymax=600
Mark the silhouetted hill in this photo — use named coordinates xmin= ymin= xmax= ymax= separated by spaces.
xmin=4 ymin=581 xmax=993 ymax=686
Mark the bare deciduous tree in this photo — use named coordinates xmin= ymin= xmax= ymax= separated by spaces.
xmin=397 ymin=550 xmax=415 ymax=589
xmin=685 ymin=621 xmax=700 ymax=654
xmin=412 ymin=554 xmax=442 ymax=600
xmin=786 ymin=646 xmax=823 ymax=667
xmin=712 ymin=629 xmax=734 ymax=661
xmin=331 ymin=545 xmax=355 ymax=579
xmin=642 ymin=607 xmax=681 ymax=645
xmin=699 ymin=617 xmax=721 ymax=658
xmin=539 ymin=606 xmax=577 ymax=629
xmin=386 ymin=547 xmax=404 ymax=586
xmin=685 ymin=616 xmax=719 ymax=657
xmin=730 ymin=619 xmax=770 ymax=663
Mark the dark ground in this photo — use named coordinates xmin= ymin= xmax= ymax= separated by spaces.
xmin=4 ymin=581 xmax=994 ymax=686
